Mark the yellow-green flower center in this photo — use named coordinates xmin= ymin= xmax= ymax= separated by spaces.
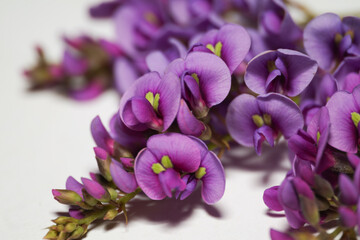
xmin=351 ymin=112 xmax=360 ymax=128
xmin=206 ymin=41 xmax=223 ymax=57
xmin=252 ymin=114 xmax=272 ymax=128
xmin=151 ymin=155 xmax=173 ymax=174
xmin=145 ymin=91 xmax=160 ymax=112
xmin=195 ymin=167 xmax=207 ymax=179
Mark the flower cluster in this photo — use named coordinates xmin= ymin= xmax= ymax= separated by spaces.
xmin=32 ymin=0 xmax=360 ymax=240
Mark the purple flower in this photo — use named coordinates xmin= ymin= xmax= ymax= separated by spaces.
xmin=165 ymin=52 xmax=231 ymax=118
xmin=113 ymin=1 xmax=165 ymax=55
xmin=326 ymin=85 xmax=360 ymax=153
xmin=81 ymin=177 xmax=110 ymax=201
xmin=134 ymin=133 xmax=225 ymax=204
xmin=177 ymin=99 xmax=207 ymax=137
xmin=114 ymin=57 xmax=141 ymax=95
xmin=119 ymin=71 xmax=181 ymax=132
xmin=226 ymin=93 xmax=304 ymax=155
xmin=109 ymin=112 xmax=148 ymax=154
xmin=304 ymin=13 xmax=360 ymax=71
xmin=192 ymin=24 xmax=251 ymax=73
xmin=244 ymin=49 xmax=318 ymax=97
xmin=288 ymin=107 xmax=335 ymax=173
xmin=110 ymin=160 xmax=138 ymax=193
xmin=334 ymin=57 xmax=360 ymax=92
xmin=91 ymin=116 xmax=116 ymax=155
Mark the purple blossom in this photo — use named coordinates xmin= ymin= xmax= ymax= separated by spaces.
xmin=165 ymin=52 xmax=231 ymax=118
xmin=177 ymin=99 xmax=207 ymax=137
xmin=334 ymin=57 xmax=360 ymax=92
xmin=326 ymin=85 xmax=360 ymax=153
xmin=304 ymin=13 xmax=360 ymax=71
xmin=244 ymin=49 xmax=318 ymax=97
xmin=226 ymin=93 xmax=304 ymax=155
xmin=134 ymin=133 xmax=225 ymax=204
xmin=119 ymin=71 xmax=181 ymax=132
xmin=288 ymin=107 xmax=335 ymax=173
xmin=191 ymin=24 xmax=251 ymax=73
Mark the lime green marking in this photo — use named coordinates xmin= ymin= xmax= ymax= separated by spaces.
xmin=151 ymin=163 xmax=165 ymax=174
xmin=317 ymin=131 xmax=321 ymax=144
xmin=161 ymin=155 xmax=173 ymax=169
xmin=214 ymin=42 xmax=222 ymax=57
xmin=206 ymin=41 xmax=222 ymax=57
xmin=195 ymin=167 xmax=207 ymax=179
xmin=145 ymin=91 xmax=160 ymax=112
xmin=351 ymin=112 xmax=360 ymax=128
xmin=191 ymin=73 xmax=200 ymax=85
xmin=267 ymin=61 xmax=277 ymax=72
xmin=206 ymin=44 xmax=215 ymax=53
xmin=335 ymin=33 xmax=343 ymax=44
xmin=252 ymin=114 xmax=264 ymax=128
xmin=263 ymin=114 xmax=272 ymax=126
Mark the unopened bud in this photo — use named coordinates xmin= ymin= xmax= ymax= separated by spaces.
xmin=52 ymin=189 xmax=82 ymax=205
xmin=43 ymin=230 xmax=57 ymax=239
xmin=65 ymin=222 xmax=77 ymax=233
xmin=68 ymin=226 xmax=85 ymax=239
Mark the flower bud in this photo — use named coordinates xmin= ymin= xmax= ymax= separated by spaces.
xmin=52 ymin=189 xmax=82 ymax=205
xmin=64 ymin=222 xmax=77 ymax=233
xmin=299 ymin=195 xmax=319 ymax=227
xmin=43 ymin=230 xmax=58 ymax=239
xmin=94 ymin=147 xmax=112 ymax=181
xmin=68 ymin=226 xmax=85 ymax=239
xmin=81 ymin=177 xmax=111 ymax=202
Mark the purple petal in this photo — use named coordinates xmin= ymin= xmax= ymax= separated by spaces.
xmin=288 ymin=131 xmax=316 ymax=162
xmin=131 ymin=97 xmax=162 ymax=127
xmin=183 ymin=52 xmax=231 ymax=107
xmin=304 ymin=13 xmax=342 ymax=70
xmin=156 ymin=72 xmax=181 ymax=131
xmin=69 ymin=208 xmax=85 ymax=219
xmin=177 ymin=175 xmax=198 ymax=200
xmin=69 ymin=81 xmax=104 ymax=101
xmin=177 ymin=99 xmax=205 ymax=137
xmin=210 ymin=24 xmax=251 ymax=73
xmin=146 ymin=133 xmax=201 ymax=173
xmin=334 ymin=57 xmax=360 ymax=92
xmin=278 ymin=178 xmax=299 ymax=210
xmin=263 ymin=186 xmax=283 ymax=211
xmin=292 ymin=177 xmax=314 ymax=200
xmin=81 ymin=177 xmax=107 ymax=200
xmin=114 ymin=58 xmax=140 ymax=95
xmin=339 ymin=206 xmax=357 ymax=227
xmin=284 ymin=208 xmax=305 ymax=229
xmin=146 ymin=51 xmax=170 ymax=75
xmin=94 ymin=147 xmax=108 ymax=160
xmin=348 ymin=153 xmax=360 ymax=167
xmin=199 ymin=151 xmax=225 ymax=204
xmin=253 ymin=125 xmax=275 ymax=155
xmin=339 ymin=174 xmax=358 ymax=205
xmin=262 ymin=10 xmax=282 ymax=35
xmin=277 ymin=49 xmax=318 ymax=97
xmin=326 ymin=91 xmax=359 ymax=153
xmin=134 ymin=149 xmax=166 ymax=200
xmin=245 ymin=50 xmax=277 ymax=95
xmin=293 ymin=158 xmax=314 ymax=186
xmin=66 ymin=176 xmax=83 ymax=198
xmin=226 ymin=94 xmax=261 ymax=147
xmin=257 ymin=93 xmax=304 ymax=139
xmin=62 ymin=50 xmax=87 ymax=75
xmin=158 ymin=168 xmax=186 ymax=198
xmin=270 ymin=229 xmax=294 ymax=240
xmin=90 ymin=116 xmax=113 ymax=154
xmin=110 ymin=160 xmax=138 ymax=193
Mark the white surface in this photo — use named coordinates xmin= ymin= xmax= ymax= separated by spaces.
xmin=0 ymin=1 xmax=359 ymax=239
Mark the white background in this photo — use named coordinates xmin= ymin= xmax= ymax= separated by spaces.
xmin=0 ymin=0 xmax=359 ymax=239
